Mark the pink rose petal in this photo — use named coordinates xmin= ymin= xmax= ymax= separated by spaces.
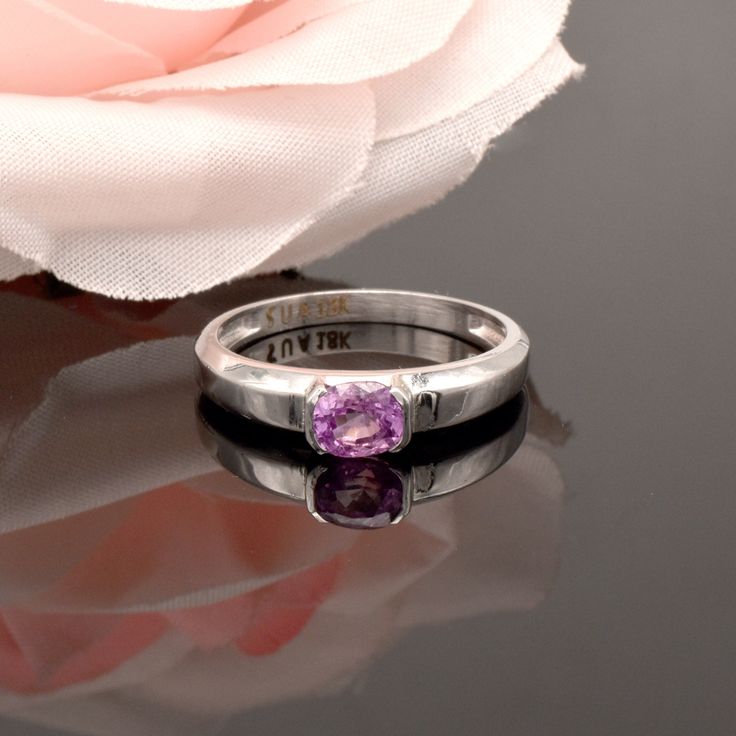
xmin=51 ymin=0 xmax=245 ymax=72
xmin=199 ymin=0 xmax=367 ymax=60
xmin=99 ymin=0 xmax=474 ymax=95
xmin=98 ymin=0 xmax=267 ymax=7
xmin=0 ymin=0 xmax=165 ymax=95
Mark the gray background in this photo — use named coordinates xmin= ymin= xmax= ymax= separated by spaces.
xmin=3 ymin=0 xmax=735 ymax=734
xmin=307 ymin=0 xmax=736 ymax=732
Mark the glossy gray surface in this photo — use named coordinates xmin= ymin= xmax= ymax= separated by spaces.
xmin=1 ymin=0 xmax=735 ymax=734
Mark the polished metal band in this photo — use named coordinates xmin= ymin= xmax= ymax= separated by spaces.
xmin=194 ymin=289 xmax=529 ymax=451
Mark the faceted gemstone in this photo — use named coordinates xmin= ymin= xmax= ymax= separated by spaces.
xmin=313 ymin=458 xmax=404 ymax=529
xmin=312 ymin=381 xmax=404 ymax=458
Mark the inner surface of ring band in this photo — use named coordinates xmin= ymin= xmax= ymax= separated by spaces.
xmin=217 ymin=291 xmax=507 ymax=358
xmin=239 ymin=322 xmax=483 ymax=370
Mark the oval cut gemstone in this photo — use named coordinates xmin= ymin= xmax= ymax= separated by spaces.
xmin=313 ymin=458 xmax=404 ymax=529
xmin=312 ymin=381 xmax=404 ymax=457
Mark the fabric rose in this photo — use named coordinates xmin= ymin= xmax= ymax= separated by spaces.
xmin=0 ymin=0 xmax=581 ymax=299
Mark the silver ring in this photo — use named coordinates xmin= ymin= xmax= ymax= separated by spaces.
xmin=194 ymin=289 xmax=529 ymax=457
xmin=197 ymin=392 xmax=528 ymax=528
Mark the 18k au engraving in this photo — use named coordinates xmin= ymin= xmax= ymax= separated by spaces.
xmin=265 ymin=329 xmax=352 ymax=364
xmin=264 ymin=295 xmax=350 ymax=328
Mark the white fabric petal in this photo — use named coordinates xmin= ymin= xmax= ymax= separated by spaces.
xmin=0 ymin=85 xmax=374 ymax=299
xmin=374 ymin=0 xmax=572 ymax=140
xmin=256 ymin=41 xmax=582 ymax=274
xmin=99 ymin=0 xmax=474 ymax=95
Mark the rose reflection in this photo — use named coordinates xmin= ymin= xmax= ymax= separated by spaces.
xmin=0 ymin=274 xmax=568 ymax=735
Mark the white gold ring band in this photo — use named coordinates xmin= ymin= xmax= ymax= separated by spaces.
xmin=194 ymin=289 xmax=530 ymax=457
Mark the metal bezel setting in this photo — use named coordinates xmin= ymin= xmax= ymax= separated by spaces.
xmin=304 ymin=377 xmax=413 ymax=456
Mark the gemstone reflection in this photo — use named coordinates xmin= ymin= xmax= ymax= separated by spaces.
xmin=313 ymin=458 xmax=404 ymax=529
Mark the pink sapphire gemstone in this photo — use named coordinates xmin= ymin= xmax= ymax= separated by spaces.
xmin=312 ymin=382 xmax=404 ymax=457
